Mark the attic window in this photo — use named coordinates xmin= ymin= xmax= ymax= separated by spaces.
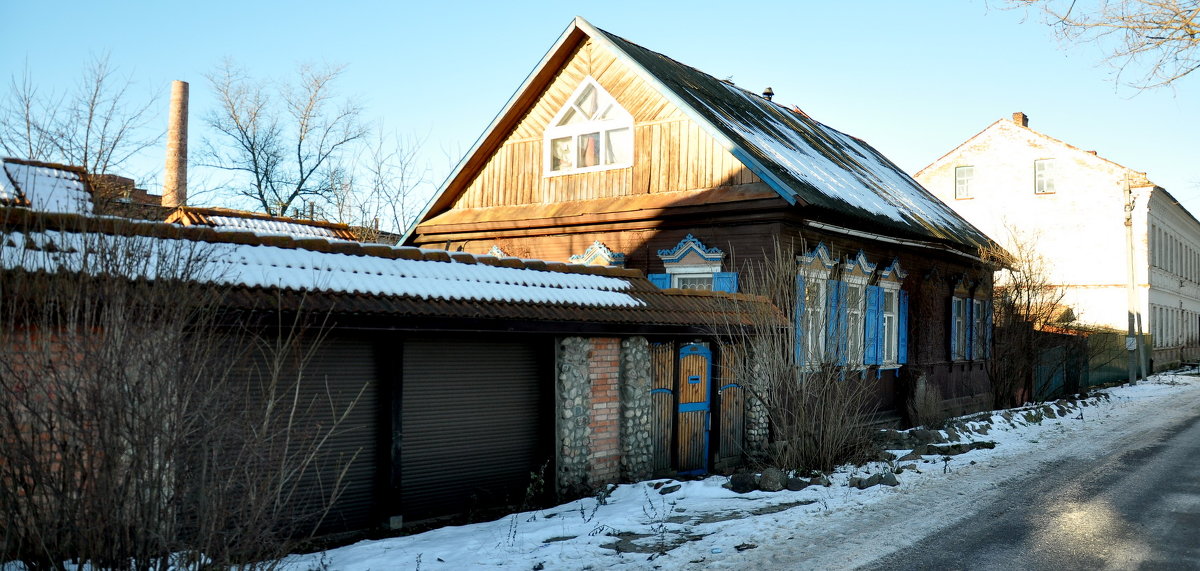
xmin=545 ymin=77 xmax=633 ymax=175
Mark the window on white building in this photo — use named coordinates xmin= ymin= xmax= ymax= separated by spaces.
xmin=954 ymin=166 xmax=974 ymax=199
xmin=1034 ymin=159 xmax=1056 ymax=194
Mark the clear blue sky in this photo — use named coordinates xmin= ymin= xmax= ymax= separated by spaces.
xmin=3 ymin=1 xmax=1198 ymax=214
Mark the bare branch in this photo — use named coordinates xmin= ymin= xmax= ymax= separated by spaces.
xmin=1010 ymin=0 xmax=1200 ymax=89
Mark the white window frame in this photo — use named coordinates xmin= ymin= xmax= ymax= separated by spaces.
xmin=1034 ymin=159 xmax=1056 ymax=194
xmin=845 ymin=277 xmax=868 ymax=366
xmin=881 ymin=283 xmax=901 ymax=366
xmin=666 ymin=263 xmax=720 ymax=291
xmin=954 ymin=165 xmax=974 ymax=199
xmin=953 ymin=296 xmax=968 ymax=360
xmin=544 ymin=77 xmax=634 ymax=177
xmin=801 ymin=270 xmax=829 ymax=366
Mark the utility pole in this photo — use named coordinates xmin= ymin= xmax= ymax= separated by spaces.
xmin=1124 ymin=176 xmax=1140 ymax=385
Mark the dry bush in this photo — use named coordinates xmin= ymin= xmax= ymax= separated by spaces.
xmin=0 ymin=215 xmax=361 ymax=569
xmin=982 ymin=227 xmax=1073 ymax=407
xmin=712 ymin=239 xmax=877 ymax=473
xmin=906 ymin=374 xmax=946 ymax=430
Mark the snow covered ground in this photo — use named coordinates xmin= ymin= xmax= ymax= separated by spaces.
xmin=279 ymin=371 xmax=1200 ymax=571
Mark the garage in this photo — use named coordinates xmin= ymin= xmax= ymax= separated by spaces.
xmin=399 ymin=336 xmax=553 ymax=522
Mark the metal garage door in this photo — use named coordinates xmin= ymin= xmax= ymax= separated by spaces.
xmin=229 ymin=333 xmax=379 ymax=533
xmin=400 ymin=337 xmax=550 ymax=522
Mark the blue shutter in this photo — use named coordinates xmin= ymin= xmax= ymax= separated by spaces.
xmin=864 ymin=286 xmax=882 ymax=365
xmin=965 ymin=298 xmax=974 ymax=360
xmin=826 ymin=280 xmax=840 ymax=365
xmin=898 ymin=290 xmax=909 ymax=364
xmin=794 ymin=273 xmax=807 ymax=366
xmin=984 ymin=299 xmax=993 ymax=359
xmin=649 ymin=273 xmax=670 ymax=289
xmin=713 ymin=272 xmax=739 ymax=293
xmin=949 ymin=297 xmax=959 ymax=360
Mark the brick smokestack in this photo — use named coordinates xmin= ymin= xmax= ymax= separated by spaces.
xmin=1012 ymin=111 xmax=1029 ymax=127
xmin=163 ymin=80 xmax=188 ymax=207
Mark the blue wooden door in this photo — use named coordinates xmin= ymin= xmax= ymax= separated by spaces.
xmin=677 ymin=343 xmax=711 ymax=475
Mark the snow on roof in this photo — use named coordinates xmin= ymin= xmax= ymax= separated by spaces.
xmin=206 ymin=215 xmax=355 ymax=241
xmin=2 ymin=226 xmax=643 ymax=308
xmin=1 ymin=159 xmax=93 ymax=214
xmin=591 ymin=26 xmax=995 ymax=252
xmin=165 ymin=206 xmax=362 ymax=241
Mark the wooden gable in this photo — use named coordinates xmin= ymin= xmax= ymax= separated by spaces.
xmin=449 ymin=38 xmax=761 ymax=211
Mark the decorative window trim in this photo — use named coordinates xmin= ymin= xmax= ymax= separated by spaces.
xmin=657 ymin=234 xmax=725 ymax=264
xmin=487 ymin=245 xmax=509 ymax=258
xmin=797 ymin=242 xmax=838 ymax=270
xmin=652 ymin=234 xmax=734 ymax=292
xmin=842 ymin=250 xmax=877 ymax=280
xmin=569 ymin=240 xmax=626 ymax=267
xmin=879 ymin=258 xmax=908 ymax=281
xmin=795 ymin=243 xmax=835 ymax=368
xmin=543 ymin=76 xmax=633 ymax=177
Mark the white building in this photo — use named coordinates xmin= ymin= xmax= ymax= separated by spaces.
xmin=916 ymin=112 xmax=1200 ymax=367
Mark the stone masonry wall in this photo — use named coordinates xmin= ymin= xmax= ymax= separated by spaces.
xmin=619 ymin=337 xmax=653 ymax=481
xmin=556 ymin=337 xmax=591 ymax=497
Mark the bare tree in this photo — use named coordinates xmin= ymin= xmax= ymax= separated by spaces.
xmin=330 ymin=126 xmax=427 ymax=240
xmin=983 ymin=226 xmax=1074 ymax=406
xmin=0 ymin=54 xmax=159 ymax=175
xmin=0 ymin=213 xmax=364 ymax=569
xmin=711 ymin=240 xmax=878 ymax=473
xmin=1010 ymin=0 xmax=1200 ymax=89
xmin=203 ymin=60 xmax=368 ymax=217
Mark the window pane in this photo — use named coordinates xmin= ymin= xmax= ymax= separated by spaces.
xmin=577 ymin=132 xmax=600 ymax=168
xmin=605 ymin=128 xmax=631 ymax=165
xmin=1035 ymin=159 xmax=1055 ymax=194
xmin=955 ymin=166 xmax=973 ymax=199
xmin=550 ymin=137 xmax=573 ymax=171
xmin=558 ymin=107 xmax=583 ymax=126
xmin=576 ymin=85 xmax=598 ymax=118
xmin=884 ymin=290 xmax=898 ymax=363
xmin=805 ymin=280 xmax=826 ymax=362
xmin=676 ymin=275 xmax=713 ymax=290
xmin=847 ymin=284 xmax=865 ymax=364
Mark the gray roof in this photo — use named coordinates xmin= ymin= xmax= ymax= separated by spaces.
xmin=592 ymin=23 xmax=994 ymax=252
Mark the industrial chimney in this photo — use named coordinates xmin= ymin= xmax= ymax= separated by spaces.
xmin=163 ymin=80 xmax=188 ymax=208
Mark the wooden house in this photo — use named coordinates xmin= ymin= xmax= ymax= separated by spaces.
xmin=1 ymin=158 xmax=780 ymax=531
xmin=406 ymin=18 xmax=1001 ymax=422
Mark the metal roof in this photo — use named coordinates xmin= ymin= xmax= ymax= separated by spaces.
xmin=2 ymin=208 xmax=778 ymax=332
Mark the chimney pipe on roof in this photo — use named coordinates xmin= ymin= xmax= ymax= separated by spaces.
xmin=1012 ymin=111 xmax=1029 ymax=127
xmin=163 ymin=80 xmax=188 ymax=208
xmin=762 ymin=87 xmax=774 ymax=101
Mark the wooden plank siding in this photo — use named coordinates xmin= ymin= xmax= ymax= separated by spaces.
xmin=649 ymin=342 xmax=674 ymax=473
xmin=676 ymin=349 xmax=709 ymax=473
xmin=716 ymin=347 xmax=745 ymax=468
xmin=450 ymin=38 xmax=759 ymax=210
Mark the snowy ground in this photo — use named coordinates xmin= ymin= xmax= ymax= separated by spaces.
xmin=283 ymin=372 xmax=1200 ymax=571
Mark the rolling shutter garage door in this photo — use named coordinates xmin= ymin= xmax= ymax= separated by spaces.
xmin=228 ymin=334 xmax=379 ymax=533
xmin=300 ymin=336 xmax=379 ymax=532
xmin=401 ymin=337 xmax=549 ymax=521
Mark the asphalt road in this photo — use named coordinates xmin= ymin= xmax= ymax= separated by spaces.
xmin=860 ymin=406 xmax=1200 ymax=570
